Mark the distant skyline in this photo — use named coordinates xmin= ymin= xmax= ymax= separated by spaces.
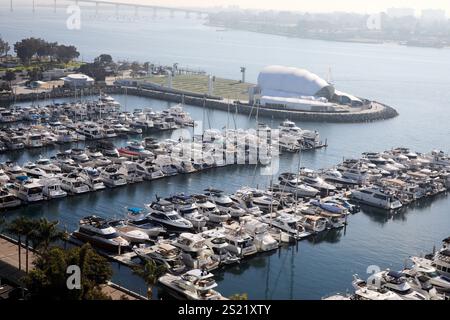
xmin=79 ymin=0 xmax=450 ymax=15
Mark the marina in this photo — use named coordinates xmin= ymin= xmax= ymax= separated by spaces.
xmin=1 ymin=3 xmax=450 ymax=302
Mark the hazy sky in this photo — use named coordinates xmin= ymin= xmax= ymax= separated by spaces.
xmin=109 ymin=0 xmax=450 ymax=14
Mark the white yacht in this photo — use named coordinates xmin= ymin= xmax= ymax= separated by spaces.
xmin=238 ymin=188 xmax=279 ymax=213
xmin=99 ymin=166 xmax=127 ymax=187
xmin=8 ymin=176 xmax=44 ymax=203
xmin=299 ymin=168 xmax=336 ymax=193
xmin=146 ymin=200 xmax=193 ymax=232
xmin=39 ymin=177 xmax=67 ymax=199
xmin=430 ymin=237 xmax=450 ymax=279
xmin=201 ymin=230 xmax=241 ymax=265
xmin=205 ymin=188 xmax=246 ymax=218
xmin=70 ymin=148 xmax=90 ymax=163
xmin=172 ymin=233 xmax=219 ymax=271
xmin=77 ymin=122 xmax=103 ymax=140
xmin=72 ymin=215 xmax=129 ymax=252
xmin=195 ymin=195 xmax=231 ymax=223
xmin=134 ymin=243 xmax=186 ymax=274
xmin=22 ymin=162 xmax=48 ymax=179
xmin=406 ymin=256 xmax=450 ymax=293
xmin=351 ymin=187 xmax=402 ymax=210
xmin=321 ymin=169 xmax=359 ymax=186
xmin=80 ymin=168 xmax=106 ymax=191
xmin=222 ymin=223 xmax=258 ymax=257
xmin=117 ymin=161 xmax=145 ymax=183
xmin=277 ymin=173 xmax=319 ymax=197
xmin=126 ymin=207 xmax=166 ymax=237
xmin=167 ymin=194 xmax=208 ymax=229
xmin=369 ymin=270 xmax=428 ymax=300
xmin=25 ymin=133 xmax=43 ymax=148
xmin=298 ymin=214 xmax=328 ymax=233
xmin=230 ymin=190 xmax=264 ymax=216
xmin=35 ymin=158 xmax=62 ymax=174
xmin=107 ymin=219 xmax=149 ymax=244
xmin=60 ymin=173 xmax=90 ymax=194
xmin=0 ymin=191 xmax=21 ymax=209
xmin=159 ymin=269 xmax=227 ymax=300
xmin=261 ymin=212 xmax=311 ymax=240
xmin=352 ymin=275 xmax=401 ymax=300
xmin=239 ymin=216 xmax=279 ymax=252
xmin=0 ymin=168 xmax=11 ymax=184
xmin=5 ymin=135 xmax=24 ymax=150
xmin=135 ymin=159 xmax=165 ymax=180
xmin=2 ymin=163 xmax=25 ymax=180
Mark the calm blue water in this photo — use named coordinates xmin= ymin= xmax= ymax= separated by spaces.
xmin=1 ymin=3 xmax=450 ymax=299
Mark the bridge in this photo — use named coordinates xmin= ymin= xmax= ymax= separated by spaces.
xmin=10 ymin=0 xmax=211 ymax=18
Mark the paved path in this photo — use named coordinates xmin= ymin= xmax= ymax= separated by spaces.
xmin=0 ymin=235 xmax=145 ymax=300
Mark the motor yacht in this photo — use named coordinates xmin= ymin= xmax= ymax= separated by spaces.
xmin=321 ymin=169 xmax=359 ymax=186
xmin=405 ymin=256 xmax=450 ymax=293
xmin=80 ymin=168 xmax=106 ymax=191
xmin=238 ymin=188 xmax=279 ymax=213
xmin=96 ymin=140 xmax=120 ymax=158
xmin=166 ymin=194 xmax=208 ymax=229
xmin=195 ymin=195 xmax=231 ymax=223
xmin=0 ymin=168 xmax=11 ymax=184
xmin=2 ymin=162 xmax=25 ymax=180
xmin=351 ymin=187 xmax=402 ymax=210
xmin=72 ymin=215 xmax=129 ymax=252
xmin=205 ymin=188 xmax=246 ymax=218
xmin=201 ymin=229 xmax=241 ymax=265
xmin=5 ymin=135 xmax=24 ymax=150
xmin=146 ymin=200 xmax=193 ymax=232
xmin=134 ymin=243 xmax=186 ymax=274
xmin=297 ymin=214 xmax=328 ymax=233
xmin=261 ymin=212 xmax=311 ymax=240
xmin=118 ymin=140 xmax=153 ymax=159
xmin=7 ymin=176 xmax=44 ymax=203
xmin=158 ymin=269 xmax=227 ymax=300
xmin=107 ymin=219 xmax=149 ymax=244
xmin=230 ymin=190 xmax=264 ymax=216
xmin=99 ymin=166 xmax=127 ymax=187
xmin=77 ymin=122 xmax=103 ymax=140
xmin=35 ymin=158 xmax=62 ymax=174
xmin=126 ymin=207 xmax=166 ymax=237
xmin=299 ymin=168 xmax=336 ymax=193
xmin=25 ymin=132 xmax=43 ymax=148
xmin=239 ymin=216 xmax=279 ymax=252
xmin=60 ymin=173 xmax=90 ymax=194
xmin=22 ymin=162 xmax=48 ymax=179
xmin=38 ymin=177 xmax=67 ymax=199
xmin=0 ymin=190 xmax=21 ymax=209
xmin=351 ymin=275 xmax=401 ymax=300
xmin=369 ymin=270 xmax=428 ymax=300
xmin=222 ymin=223 xmax=258 ymax=257
xmin=118 ymin=161 xmax=145 ymax=183
xmin=277 ymin=173 xmax=319 ymax=197
xmin=135 ymin=160 xmax=165 ymax=180
xmin=172 ymin=233 xmax=219 ymax=271
xmin=70 ymin=148 xmax=90 ymax=163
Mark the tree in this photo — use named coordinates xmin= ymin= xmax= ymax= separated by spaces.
xmin=14 ymin=38 xmax=41 ymax=64
xmin=18 ymin=218 xmax=40 ymax=273
xmin=0 ymin=38 xmax=10 ymax=57
xmin=24 ymin=244 xmax=113 ymax=300
xmin=54 ymin=45 xmax=79 ymax=63
xmin=2 ymin=70 xmax=16 ymax=88
xmin=133 ymin=260 xmax=166 ymax=300
xmin=30 ymin=218 xmax=65 ymax=255
xmin=78 ymin=63 xmax=107 ymax=81
xmin=94 ymin=54 xmax=113 ymax=66
xmin=27 ymin=68 xmax=43 ymax=82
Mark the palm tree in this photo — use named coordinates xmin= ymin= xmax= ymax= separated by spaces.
xmin=133 ymin=260 xmax=167 ymax=300
xmin=31 ymin=218 xmax=65 ymax=255
xmin=5 ymin=217 xmax=28 ymax=271
xmin=20 ymin=218 xmax=40 ymax=273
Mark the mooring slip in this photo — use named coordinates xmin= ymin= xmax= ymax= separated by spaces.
xmin=59 ymin=146 xmax=449 ymax=300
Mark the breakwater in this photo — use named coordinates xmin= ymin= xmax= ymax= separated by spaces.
xmin=1 ymin=86 xmax=399 ymax=123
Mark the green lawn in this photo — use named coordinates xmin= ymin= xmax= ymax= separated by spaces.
xmin=137 ymin=74 xmax=253 ymax=101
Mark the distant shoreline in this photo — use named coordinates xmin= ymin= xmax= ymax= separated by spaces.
xmin=205 ymin=22 xmax=449 ymax=49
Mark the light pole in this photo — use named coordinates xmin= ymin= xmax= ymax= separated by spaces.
xmin=240 ymin=67 xmax=246 ymax=83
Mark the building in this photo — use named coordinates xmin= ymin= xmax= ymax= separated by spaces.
xmin=42 ymin=68 xmax=67 ymax=81
xmin=253 ymin=65 xmax=363 ymax=112
xmin=386 ymin=7 xmax=415 ymax=18
xmin=61 ymin=73 xmax=94 ymax=88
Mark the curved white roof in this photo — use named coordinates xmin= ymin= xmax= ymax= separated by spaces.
xmin=257 ymin=65 xmax=333 ymax=98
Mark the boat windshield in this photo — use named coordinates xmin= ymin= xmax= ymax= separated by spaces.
xmin=103 ymin=232 xmax=120 ymax=239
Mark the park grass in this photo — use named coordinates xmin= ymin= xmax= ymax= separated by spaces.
xmin=137 ymin=74 xmax=253 ymax=101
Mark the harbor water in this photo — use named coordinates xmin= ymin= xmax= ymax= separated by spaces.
xmin=1 ymin=3 xmax=450 ymax=299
